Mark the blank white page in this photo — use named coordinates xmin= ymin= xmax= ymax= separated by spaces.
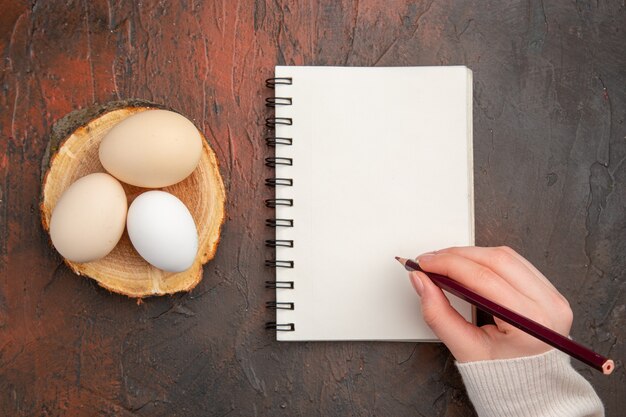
xmin=272 ymin=66 xmax=474 ymax=341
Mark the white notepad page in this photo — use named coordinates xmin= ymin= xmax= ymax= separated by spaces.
xmin=273 ymin=66 xmax=474 ymax=341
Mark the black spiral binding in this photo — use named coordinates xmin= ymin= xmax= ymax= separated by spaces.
xmin=265 ymin=218 xmax=293 ymax=227
xmin=265 ymin=157 xmax=292 ymax=167
xmin=265 ymin=97 xmax=292 ymax=107
xmin=265 ymin=280 xmax=294 ymax=289
xmin=265 ymin=178 xmax=293 ymax=187
xmin=265 ymin=77 xmax=292 ymax=88
xmin=265 ymin=77 xmax=295 ymax=332
xmin=265 ymin=137 xmax=292 ymax=146
xmin=264 ymin=198 xmax=293 ymax=208
xmin=265 ymin=117 xmax=292 ymax=128
xmin=265 ymin=239 xmax=294 ymax=248
xmin=265 ymin=322 xmax=295 ymax=331
xmin=265 ymin=260 xmax=294 ymax=268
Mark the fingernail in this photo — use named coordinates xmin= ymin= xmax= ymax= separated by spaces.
xmin=409 ymin=272 xmax=424 ymax=296
xmin=417 ymin=253 xmax=435 ymax=263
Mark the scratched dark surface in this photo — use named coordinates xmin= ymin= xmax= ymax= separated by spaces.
xmin=1 ymin=1 xmax=625 ymax=416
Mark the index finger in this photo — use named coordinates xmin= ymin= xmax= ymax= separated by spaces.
xmin=416 ymin=252 xmax=533 ymax=313
xmin=435 ymin=246 xmax=565 ymax=304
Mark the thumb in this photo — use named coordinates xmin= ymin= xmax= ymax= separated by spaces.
xmin=410 ymin=271 xmax=486 ymax=361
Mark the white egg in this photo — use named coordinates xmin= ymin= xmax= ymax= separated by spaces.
xmin=126 ymin=191 xmax=198 ymax=272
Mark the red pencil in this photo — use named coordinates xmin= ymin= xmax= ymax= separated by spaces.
xmin=396 ymin=256 xmax=614 ymax=375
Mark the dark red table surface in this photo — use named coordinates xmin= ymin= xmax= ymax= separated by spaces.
xmin=1 ymin=1 xmax=624 ymax=416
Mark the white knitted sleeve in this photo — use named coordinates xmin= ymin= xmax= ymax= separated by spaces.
xmin=456 ymin=349 xmax=604 ymax=417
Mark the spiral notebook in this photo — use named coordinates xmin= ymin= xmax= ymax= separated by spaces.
xmin=265 ymin=66 xmax=474 ymax=341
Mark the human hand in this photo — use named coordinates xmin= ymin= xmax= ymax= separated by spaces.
xmin=409 ymin=246 xmax=573 ymax=363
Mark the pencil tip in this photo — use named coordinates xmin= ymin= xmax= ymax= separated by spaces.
xmin=395 ymin=256 xmax=406 ymax=265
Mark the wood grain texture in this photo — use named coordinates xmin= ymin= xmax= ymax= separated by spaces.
xmin=40 ymin=103 xmax=226 ymax=298
xmin=0 ymin=1 xmax=624 ymax=416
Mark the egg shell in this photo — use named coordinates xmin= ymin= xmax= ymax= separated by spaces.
xmin=127 ymin=191 xmax=198 ymax=273
xmin=49 ymin=173 xmax=127 ymax=263
xmin=98 ymin=109 xmax=203 ymax=188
